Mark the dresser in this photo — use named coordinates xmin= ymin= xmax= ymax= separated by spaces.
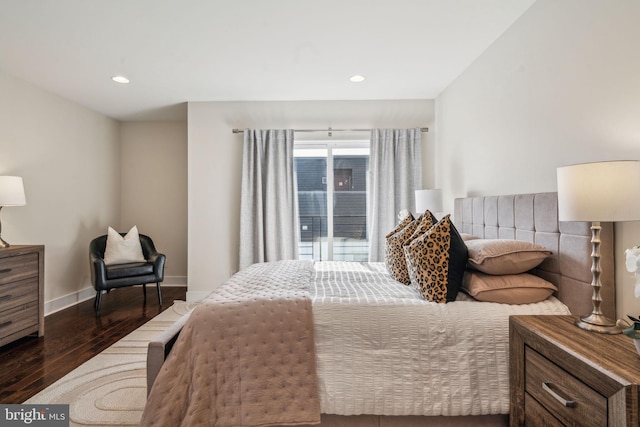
xmin=510 ymin=315 xmax=640 ymax=426
xmin=0 ymin=245 xmax=44 ymax=347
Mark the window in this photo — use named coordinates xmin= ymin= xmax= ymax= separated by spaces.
xmin=294 ymin=141 xmax=369 ymax=261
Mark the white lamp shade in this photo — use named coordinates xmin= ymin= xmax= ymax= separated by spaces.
xmin=415 ymin=189 xmax=443 ymax=214
xmin=557 ymin=161 xmax=640 ymax=222
xmin=0 ymin=176 xmax=26 ymax=206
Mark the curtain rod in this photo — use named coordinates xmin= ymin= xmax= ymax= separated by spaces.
xmin=232 ymin=127 xmax=429 ymax=136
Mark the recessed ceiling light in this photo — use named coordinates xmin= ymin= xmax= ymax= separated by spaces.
xmin=111 ymin=75 xmax=130 ymax=84
xmin=349 ymin=75 xmax=365 ymax=83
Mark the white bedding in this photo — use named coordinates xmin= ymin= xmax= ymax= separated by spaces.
xmin=311 ymin=261 xmax=571 ymax=417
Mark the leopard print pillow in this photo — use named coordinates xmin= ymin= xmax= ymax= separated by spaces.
xmin=385 ymin=214 xmax=414 ymax=239
xmin=408 ymin=210 xmax=438 ymax=241
xmin=385 ymin=212 xmax=437 ymax=284
xmin=404 ymin=215 xmax=468 ymax=303
xmin=385 ymin=218 xmax=420 ymax=284
xmin=384 ymin=213 xmax=414 ymax=279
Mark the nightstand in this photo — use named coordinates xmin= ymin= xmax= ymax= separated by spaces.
xmin=510 ymin=315 xmax=640 ymax=426
xmin=0 ymin=245 xmax=44 ymax=347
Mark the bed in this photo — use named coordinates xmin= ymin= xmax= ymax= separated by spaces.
xmin=142 ymin=192 xmax=614 ymax=427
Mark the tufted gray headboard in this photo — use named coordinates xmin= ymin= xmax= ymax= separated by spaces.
xmin=453 ymin=192 xmax=615 ymax=318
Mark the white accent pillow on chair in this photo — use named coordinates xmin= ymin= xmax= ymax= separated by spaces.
xmin=104 ymin=225 xmax=146 ymax=265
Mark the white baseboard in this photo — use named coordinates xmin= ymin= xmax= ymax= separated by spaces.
xmin=162 ymin=276 xmax=187 ymax=286
xmin=45 ymin=287 xmax=96 ymax=315
xmin=44 ymin=276 xmax=188 ymax=315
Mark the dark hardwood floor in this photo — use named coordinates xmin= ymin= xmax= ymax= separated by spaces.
xmin=0 ymin=285 xmax=186 ymax=404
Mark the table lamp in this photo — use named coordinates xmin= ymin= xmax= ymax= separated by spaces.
xmin=415 ymin=189 xmax=443 ymax=216
xmin=557 ymin=160 xmax=640 ymax=334
xmin=0 ymin=176 xmax=27 ymax=248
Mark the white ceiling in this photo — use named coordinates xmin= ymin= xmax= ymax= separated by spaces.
xmin=0 ymin=0 xmax=535 ymax=121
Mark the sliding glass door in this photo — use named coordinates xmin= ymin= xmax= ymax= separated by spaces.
xmin=294 ymin=141 xmax=369 ymax=261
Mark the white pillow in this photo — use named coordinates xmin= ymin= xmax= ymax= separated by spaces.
xmin=104 ymin=225 xmax=146 ymax=265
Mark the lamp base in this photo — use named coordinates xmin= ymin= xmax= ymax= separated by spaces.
xmin=576 ymin=313 xmax=621 ymax=335
xmin=0 ymin=207 xmax=8 ymax=248
xmin=574 ymin=221 xmax=621 ymax=335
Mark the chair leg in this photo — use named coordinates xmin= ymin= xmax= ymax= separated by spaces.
xmin=156 ymin=282 xmax=163 ymax=307
xmin=94 ymin=291 xmax=102 ymax=317
xmin=143 ymin=283 xmax=147 ymax=303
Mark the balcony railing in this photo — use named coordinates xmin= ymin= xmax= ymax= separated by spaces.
xmin=298 ymin=215 xmax=368 ymax=261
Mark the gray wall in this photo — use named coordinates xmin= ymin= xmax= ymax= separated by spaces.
xmin=0 ymin=69 xmax=120 ymax=312
xmin=120 ymin=121 xmax=188 ymax=284
xmin=435 ymin=0 xmax=640 ymax=318
xmin=0 ymin=69 xmax=189 ymax=313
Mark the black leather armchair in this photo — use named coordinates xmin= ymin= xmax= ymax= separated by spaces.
xmin=90 ymin=233 xmax=166 ymax=316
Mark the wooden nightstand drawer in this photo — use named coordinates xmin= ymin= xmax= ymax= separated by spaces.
xmin=512 ymin=316 xmax=640 ymax=426
xmin=0 ymin=253 xmax=39 ymax=285
xmin=0 ymin=301 xmax=38 ymax=340
xmin=525 ymin=346 xmax=606 ymax=426
xmin=524 ymin=393 xmax=563 ymax=427
xmin=0 ymin=278 xmax=38 ymax=312
xmin=0 ymin=246 xmax=44 ymax=347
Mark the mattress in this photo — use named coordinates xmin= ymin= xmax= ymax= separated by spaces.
xmin=311 ymin=261 xmax=571 ymax=417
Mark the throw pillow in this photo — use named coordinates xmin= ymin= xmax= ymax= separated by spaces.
xmin=404 ymin=215 xmax=468 ymax=303
xmin=104 ymin=225 xmax=146 ymax=265
xmin=385 ymin=216 xmax=422 ymax=284
xmin=385 ymin=211 xmax=439 ymax=284
xmin=407 ymin=210 xmax=439 ymax=242
xmin=465 ymin=239 xmax=552 ymax=275
xmin=385 ymin=213 xmax=415 ymax=239
xmin=462 ymin=270 xmax=557 ymax=304
xmin=460 ymin=233 xmax=481 ymax=241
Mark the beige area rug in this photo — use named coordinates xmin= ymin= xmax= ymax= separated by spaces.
xmin=25 ymin=301 xmax=199 ymax=426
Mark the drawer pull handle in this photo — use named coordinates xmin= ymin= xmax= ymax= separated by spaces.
xmin=0 ymin=320 xmax=11 ymax=329
xmin=543 ymin=382 xmax=576 ymax=407
xmin=0 ymin=294 xmax=11 ymax=301
xmin=0 ymin=268 xmax=12 ymax=274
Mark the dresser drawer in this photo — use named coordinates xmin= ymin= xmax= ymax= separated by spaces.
xmin=0 ymin=253 xmax=39 ymax=285
xmin=0 ymin=278 xmax=38 ymax=312
xmin=0 ymin=301 xmax=38 ymax=340
xmin=525 ymin=346 xmax=606 ymax=426
xmin=524 ymin=393 xmax=563 ymax=427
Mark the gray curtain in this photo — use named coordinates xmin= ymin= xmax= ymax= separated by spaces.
xmin=368 ymin=128 xmax=422 ymax=262
xmin=239 ymin=129 xmax=299 ymax=270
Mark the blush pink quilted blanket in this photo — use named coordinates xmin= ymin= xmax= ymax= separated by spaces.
xmin=140 ymin=260 xmax=321 ymax=427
